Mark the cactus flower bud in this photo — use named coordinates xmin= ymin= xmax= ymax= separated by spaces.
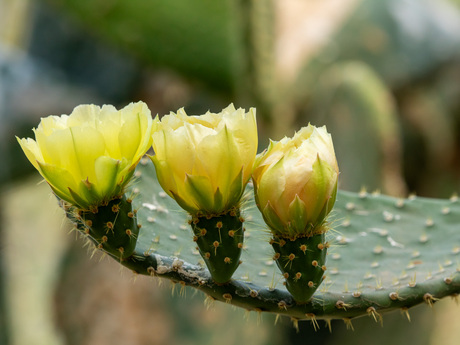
xmin=150 ymin=104 xmax=257 ymax=216
xmin=17 ymin=102 xmax=154 ymax=210
xmin=253 ymin=124 xmax=338 ymax=302
xmin=253 ymin=124 xmax=339 ymax=239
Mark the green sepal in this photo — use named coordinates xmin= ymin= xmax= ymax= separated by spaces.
xmin=36 ymin=161 xmax=80 ymax=206
xmin=213 ymin=187 xmax=224 ymax=212
xmin=76 ymin=179 xmax=102 ymax=208
xmin=185 ymin=174 xmax=215 ymax=213
xmin=287 ymin=195 xmax=309 ymax=238
xmin=170 ymin=190 xmax=197 ymax=215
xmin=262 ymin=201 xmax=285 ymax=235
xmin=315 ymin=179 xmax=338 ymax=229
xmin=303 ymin=156 xmax=336 ymax=226
xmin=94 ymin=156 xmax=121 ymax=197
xmin=225 ymin=167 xmax=244 ymax=209
xmin=67 ymin=187 xmax=90 ymax=210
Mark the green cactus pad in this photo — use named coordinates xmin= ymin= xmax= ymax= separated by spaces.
xmin=70 ymin=161 xmax=460 ymax=322
xmin=191 ymin=210 xmax=244 ymax=284
xmin=271 ymin=233 xmax=328 ymax=303
xmin=67 ymin=195 xmax=139 ymax=260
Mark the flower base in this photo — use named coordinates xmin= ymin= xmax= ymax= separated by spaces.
xmin=271 ymin=232 xmax=328 ymax=303
xmin=67 ymin=195 xmax=139 ymax=260
xmin=191 ymin=209 xmax=244 ymax=284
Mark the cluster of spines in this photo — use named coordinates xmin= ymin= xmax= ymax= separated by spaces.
xmin=271 ymin=232 xmax=329 ymax=303
xmin=190 ymin=208 xmax=244 ymax=284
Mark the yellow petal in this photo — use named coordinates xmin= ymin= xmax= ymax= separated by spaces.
xmin=256 ymin=157 xmax=287 ymax=220
xmin=67 ymin=104 xmax=105 ymax=127
xmin=97 ymin=118 xmax=122 ymax=159
xmin=162 ymin=126 xmax=197 ymax=178
xmin=278 ymin=150 xmax=315 ymax=206
xmin=184 ymin=121 xmax=217 ymax=147
xmin=98 ymin=104 xmax=121 ymax=124
xmin=37 ymin=115 xmax=68 ymax=135
xmin=151 ymin=129 xmax=166 ymax=160
xmin=194 ymin=125 xmax=236 ymax=192
xmin=119 ymin=112 xmax=142 ymax=160
xmin=16 ymin=137 xmax=42 ymax=169
xmin=38 ymin=128 xmax=80 ymax=175
xmin=69 ymin=126 xmax=105 ymax=183
xmin=150 ymin=157 xmax=178 ymax=199
xmin=252 ymin=124 xmax=339 ymax=237
xmin=120 ymin=102 xmax=153 ymax=160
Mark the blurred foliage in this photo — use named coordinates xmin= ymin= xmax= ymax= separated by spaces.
xmin=47 ymin=0 xmax=243 ymax=93
xmin=28 ymin=3 xmax=144 ymax=102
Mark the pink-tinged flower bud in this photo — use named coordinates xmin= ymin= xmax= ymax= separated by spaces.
xmin=253 ymin=124 xmax=339 ymax=239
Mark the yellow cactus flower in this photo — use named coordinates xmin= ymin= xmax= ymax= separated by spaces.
xmin=17 ymin=102 xmax=154 ymax=209
xmin=252 ymin=124 xmax=339 ymax=238
xmin=151 ymin=104 xmax=258 ymax=215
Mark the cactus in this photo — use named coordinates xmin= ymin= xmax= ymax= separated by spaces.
xmin=67 ymin=159 xmax=460 ymax=323
xmin=294 ymin=0 xmax=460 ymax=96
xmin=399 ymin=85 xmax=457 ymax=196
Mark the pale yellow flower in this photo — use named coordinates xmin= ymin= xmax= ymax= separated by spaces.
xmin=151 ymin=104 xmax=257 ymax=215
xmin=17 ymin=102 xmax=154 ymax=209
xmin=253 ymin=124 xmax=339 ymax=238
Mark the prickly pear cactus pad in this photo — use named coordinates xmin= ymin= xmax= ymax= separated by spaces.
xmin=86 ymin=159 xmax=460 ymax=323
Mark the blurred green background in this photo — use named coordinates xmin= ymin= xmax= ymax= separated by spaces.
xmin=2 ymin=0 xmax=460 ymax=344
